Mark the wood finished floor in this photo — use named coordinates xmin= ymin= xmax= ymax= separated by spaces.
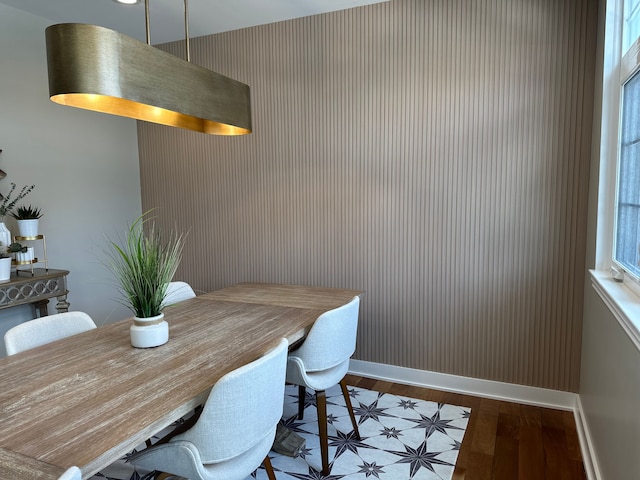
xmin=343 ymin=374 xmax=587 ymax=480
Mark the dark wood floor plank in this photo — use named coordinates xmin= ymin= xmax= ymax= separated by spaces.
xmin=492 ymin=412 xmax=520 ymax=480
xmin=521 ymin=404 xmax=543 ymax=428
xmin=461 ymin=394 xmax=482 ymax=410
xmin=455 ymin=412 xmax=475 ymax=471
xmin=470 ymin=399 xmax=499 ymax=456
xmin=499 ymin=400 xmax=522 ymax=417
xmin=480 ymin=398 xmax=501 ymax=416
xmin=466 ymin=451 xmax=493 ymax=480
xmin=562 ymin=410 xmax=583 ymax=462
xmin=496 ymin=412 xmax=519 ymax=439
xmin=542 ymin=425 xmax=568 ymax=479
xmin=352 ymin=375 xmax=377 ymax=391
xmin=541 ymin=407 xmax=565 ymax=430
xmin=492 ymin=434 xmax=519 ymax=480
xmin=452 ymin=468 xmax=467 ymax=480
xmin=372 ymin=379 xmax=395 ymax=393
xmin=519 ymin=424 xmax=545 ymax=480
xmin=568 ymin=459 xmax=588 ymax=480
xmin=442 ymin=391 xmax=467 ymax=407
xmin=385 ymin=380 xmax=412 ymax=397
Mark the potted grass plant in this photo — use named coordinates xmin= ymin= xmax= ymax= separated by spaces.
xmin=11 ymin=205 xmax=43 ymax=238
xmin=105 ymin=211 xmax=186 ymax=348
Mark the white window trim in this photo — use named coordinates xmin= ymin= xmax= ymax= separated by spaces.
xmin=593 ymin=0 xmax=640 ymax=352
xmin=595 ymin=0 xmax=622 ymax=273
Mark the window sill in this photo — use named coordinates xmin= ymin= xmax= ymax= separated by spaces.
xmin=590 ymin=269 xmax=640 ymax=352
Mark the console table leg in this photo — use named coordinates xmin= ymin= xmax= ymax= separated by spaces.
xmin=56 ymin=294 xmax=70 ymax=313
xmin=33 ymin=300 xmax=49 ymax=317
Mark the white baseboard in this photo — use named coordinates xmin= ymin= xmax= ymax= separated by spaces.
xmin=349 ymin=359 xmax=576 ymax=409
xmin=573 ymin=396 xmax=602 ymax=480
xmin=348 ymin=359 xmax=601 ymax=480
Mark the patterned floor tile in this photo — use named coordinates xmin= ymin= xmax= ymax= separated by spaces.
xmin=92 ymin=384 xmax=470 ymax=480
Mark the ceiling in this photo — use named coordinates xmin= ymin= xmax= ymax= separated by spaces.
xmin=0 ymin=0 xmax=388 ymax=44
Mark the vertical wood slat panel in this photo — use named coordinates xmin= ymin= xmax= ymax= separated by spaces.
xmin=138 ymin=0 xmax=597 ymax=392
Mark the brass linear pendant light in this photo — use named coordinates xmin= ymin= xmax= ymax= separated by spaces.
xmin=45 ymin=0 xmax=252 ymax=135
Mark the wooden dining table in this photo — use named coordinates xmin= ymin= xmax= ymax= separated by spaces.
xmin=0 ymin=282 xmax=362 ymax=479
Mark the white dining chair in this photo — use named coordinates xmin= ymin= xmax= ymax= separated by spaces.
xmin=163 ymin=281 xmax=196 ymax=306
xmin=129 ymin=338 xmax=289 ymax=480
xmin=285 ymin=296 xmax=361 ymax=475
xmin=57 ymin=466 xmax=82 ymax=480
xmin=4 ymin=311 xmax=97 ymax=355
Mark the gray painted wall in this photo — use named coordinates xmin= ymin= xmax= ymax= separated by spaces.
xmin=578 ymin=0 xmax=640 ymax=477
xmin=0 ymin=5 xmax=143 ymax=355
xmin=580 ymin=286 xmax=640 ymax=478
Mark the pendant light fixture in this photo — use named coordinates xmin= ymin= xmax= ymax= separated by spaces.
xmin=45 ymin=0 xmax=252 ymax=135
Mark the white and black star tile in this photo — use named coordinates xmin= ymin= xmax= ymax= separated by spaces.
xmin=254 ymin=385 xmax=470 ymax=480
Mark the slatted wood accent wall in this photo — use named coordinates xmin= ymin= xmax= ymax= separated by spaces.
xmin=138 ymin=0 xmax=597 ymax=392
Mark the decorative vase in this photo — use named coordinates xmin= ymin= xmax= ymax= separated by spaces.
xmin=0 ymin=220 xmax=11 ymax=251
xmin=0 ymin=257 xmax=10 ymax=282
xmin=130 ymin=312 xmax=169 ymax=348
xmin=17 ymin=219 xmax=39 ymax=238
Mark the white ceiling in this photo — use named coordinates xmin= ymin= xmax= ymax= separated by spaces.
xmin=0 ymin=0 xmax=388 ymax=44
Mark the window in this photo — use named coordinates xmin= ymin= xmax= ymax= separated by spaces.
xmin=624 ymin=0 xmax=640 ymax=52
xmin=613 ymin=0 xmax=640 ymax=284
xmin=614 ymin=70 xmax=640 ymax=277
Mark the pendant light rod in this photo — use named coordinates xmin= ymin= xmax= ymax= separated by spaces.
xmin=144 ymin=0 xmax=150 ymax=44
xmin=144 ymin=0 xmax=190 ymax=62
xmin=184 ymin=0 xmax=190 ymax=62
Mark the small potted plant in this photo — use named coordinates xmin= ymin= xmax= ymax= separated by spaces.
xmin=10 ymin=205 xmax=42 ymax=238
xmin=105 ymin=211 xmax=186 ymax=348
xmin=0 ymin=183 xmax=35 ymax=250
xmin=7 ymin=241 xmax=33 ymax=263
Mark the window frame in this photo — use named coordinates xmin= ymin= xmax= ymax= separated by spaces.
xmin=594 ymin=0 xmax=640 ymax=349
xmin=595 ymin=0 xmax=640 ymax=292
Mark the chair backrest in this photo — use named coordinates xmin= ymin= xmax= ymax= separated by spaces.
xmin=291 ymin=295 xmax=360 ymax=372
xmin=4 ymin=311 xmax=97 ymax=356
xmin=176 ymin=337 xmax=288 ymax=464
xmin=58 ymin=466 xmax=82 ymax=480
xmin=163 ymin=281 xmax=196 ymax=306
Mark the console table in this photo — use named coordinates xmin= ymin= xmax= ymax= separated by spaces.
xmin=0 ymin=268 xmax=69 ymax=317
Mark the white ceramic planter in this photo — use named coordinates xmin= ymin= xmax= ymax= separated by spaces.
xmin=0 ymin=257 xmax=11 ymax=282
xmin=15 ymin=247 xmax=35 ymax=262
xmin=17 ymin=219 xmax=39 ymax=238
xmin=130 ymin=313 xmax=169 ymax=348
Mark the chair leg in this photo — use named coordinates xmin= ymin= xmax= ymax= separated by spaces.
xmin=340 ymin=379 xmax=361 ymax=440
xmin=263 ymin=455 xmax=277 ymax=480
xmin=297 ymin=385 xmax=306 ymax=419
xmin=316 ymin=389 xmax=330 ymax=476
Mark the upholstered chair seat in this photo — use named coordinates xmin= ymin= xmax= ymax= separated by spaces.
xmin=285 ymin=296 xmax=361 ymax=475
xmin=129 ymin=338 xmax=289 ymax=480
